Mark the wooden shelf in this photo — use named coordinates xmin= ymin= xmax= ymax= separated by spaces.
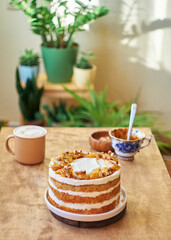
xmin=37 ymin=73 xmax=93 ymax=99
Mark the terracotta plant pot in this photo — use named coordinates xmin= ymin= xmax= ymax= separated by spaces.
xmin=73 ymin=65 xmax=96 ymax=87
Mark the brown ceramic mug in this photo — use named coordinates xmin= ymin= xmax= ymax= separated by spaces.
xmin=5 ymin=125 xmax=47 ymax=164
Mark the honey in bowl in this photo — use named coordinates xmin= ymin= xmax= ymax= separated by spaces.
xmin=111 ymin=128 xmax=139 ymax=141
xmin=99 ymin=136 xmax=111 ymax=142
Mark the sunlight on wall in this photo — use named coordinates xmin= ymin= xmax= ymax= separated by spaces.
xmin=118 ymin=0 xmax=171 ymax=75
xmin=120 ymin=0 xmax=168 ymax=70
xmin=146 ymin=0 xmax=167 ymax=70
xmin=121 ymin=0 xmax=138 ymax=36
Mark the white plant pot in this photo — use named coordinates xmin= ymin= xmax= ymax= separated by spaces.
xmin=19 ymin=65 xmax=39 ymax=83
xmin=73 ymin=65 xmax=96 ymax=87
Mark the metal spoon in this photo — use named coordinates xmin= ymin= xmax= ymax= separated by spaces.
xmin=127 ymin=103 xmax=137 ymax=140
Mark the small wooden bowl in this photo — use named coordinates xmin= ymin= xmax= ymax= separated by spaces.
xmin=89 ymin=131 xmax=113 ymax=152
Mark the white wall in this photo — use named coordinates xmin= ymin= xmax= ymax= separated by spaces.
xmin=0 ymin=1 xmax=41 ymax=122
xmin=0 ymin=0 xmax=171 ymax=129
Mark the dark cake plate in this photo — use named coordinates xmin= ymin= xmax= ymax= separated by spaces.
xmin=44 ymin=186 xmax=127 ymax=228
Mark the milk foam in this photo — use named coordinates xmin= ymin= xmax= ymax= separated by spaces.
xmin=14 ymin=125 xmax=47 ymax=138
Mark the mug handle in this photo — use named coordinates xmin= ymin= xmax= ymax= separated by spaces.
xmin=140 ymin=137 xmax=151 ymax=149
xmin=5 ymin=134 xmax=15 ymax=155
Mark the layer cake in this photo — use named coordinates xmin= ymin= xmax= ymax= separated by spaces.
xmin=48 ymin=151 xmax=120 ymax=214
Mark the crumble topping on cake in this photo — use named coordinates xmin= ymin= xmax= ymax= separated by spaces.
xmin=50 ymin=151 xmax=120 ymax=180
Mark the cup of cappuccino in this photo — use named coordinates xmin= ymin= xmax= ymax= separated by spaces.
xmin=5 ymin=125 xmax=47 ymax=164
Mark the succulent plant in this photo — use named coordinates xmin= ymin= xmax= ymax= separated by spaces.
xmin=76 ymin=51 xmax=96 ymax=69
xmin=19 ymin=49 xmax=39 ymax=66
xmin=16 ymin=68 xmax=44 ymax=121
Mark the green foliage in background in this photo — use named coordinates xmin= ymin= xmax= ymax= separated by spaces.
xmin=0 ymin=122 xmax=4 ymax=129
xmin=9 ymin=0 xmax=109 ymax=48
xmin=63 ymin=85 xmax=171 ymax=154
xmin=0 ymin=121 xmax=8 ymax=130
xmin=43 ymin=101 xmax=69 ymax=126
xmin=76 ymin=51 xmax=96 ymax=69
xmin=19 ymin=49 xmax=39 ymax=66
xmin=64 ymin=106 xmax=89 ymax=127
xmin=16 ymin=68 xmax=44 ymax=121
xmin=39 ymin=101 xmax=87 ymax=127
xmin=63 ymin=85 xmax=154 ymax=127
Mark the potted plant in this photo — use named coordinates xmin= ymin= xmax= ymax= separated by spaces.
xmin=73 ymin=51 xmax=96 ymax=87
xmin=16 ymin=68 xmax=44 ymax=126
xmin=9 ymin=0 xmax=109 ymax=83
xmin=19 ymin=49 xmax=40 ymax=83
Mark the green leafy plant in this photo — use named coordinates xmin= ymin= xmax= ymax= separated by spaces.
xmin=43 ymin=101 xmax=69 ymax=126
xmin=64 ymin=85 xmax=123 ymax=127
xmin=20 ymin=49 xmax=39 ymax=66
xmin=16 ymin=68 xmax=44 ymax=121
xmin=64 ymin=85 xmax=171 ymax=154
xmin=9 ymin=0 xmax=109 ymax=48
xmin=64 ymin=106 xmax=89 ymax=127
xmin=76 ymin=51 xmax=96 ymax=69
xmin=0 ymin=120 xmax=8 ymax=130
xmin=41 ymin=101 xmax=88 ymax=127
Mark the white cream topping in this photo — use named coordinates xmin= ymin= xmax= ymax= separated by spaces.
xmin=49 ymin=177 xmax=120 ymax=197
xmin=48 ymin=187 xmax=120 ymax=210
xmin=49 ymin=167 xmax=120 ymax=186
xmin=70 ymin=158 xmax=113 ymax=175
xmin=14 ymin=125 xmax=47 ymax=138
xmin=71 ymin=158 xmax=98 ymax=174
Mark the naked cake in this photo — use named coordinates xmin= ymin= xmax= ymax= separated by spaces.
xmin=48 ymin=151 xmax=121 ymax=215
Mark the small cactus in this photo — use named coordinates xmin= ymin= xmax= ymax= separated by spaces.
xmin=19 ymin=49 xmax=39 ymax=66
xmin=16 ymin=68 xmax=44 ymax=121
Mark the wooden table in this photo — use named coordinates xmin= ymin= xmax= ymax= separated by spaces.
xmin=0 ymin=127 xmax=171 ymax=240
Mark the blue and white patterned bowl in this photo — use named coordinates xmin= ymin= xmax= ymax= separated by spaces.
xmin=109 ymin=128 xmax=151 ymax=160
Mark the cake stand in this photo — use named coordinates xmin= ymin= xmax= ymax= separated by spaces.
xmin=44 ymin=186 xmax=127 ymax=228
